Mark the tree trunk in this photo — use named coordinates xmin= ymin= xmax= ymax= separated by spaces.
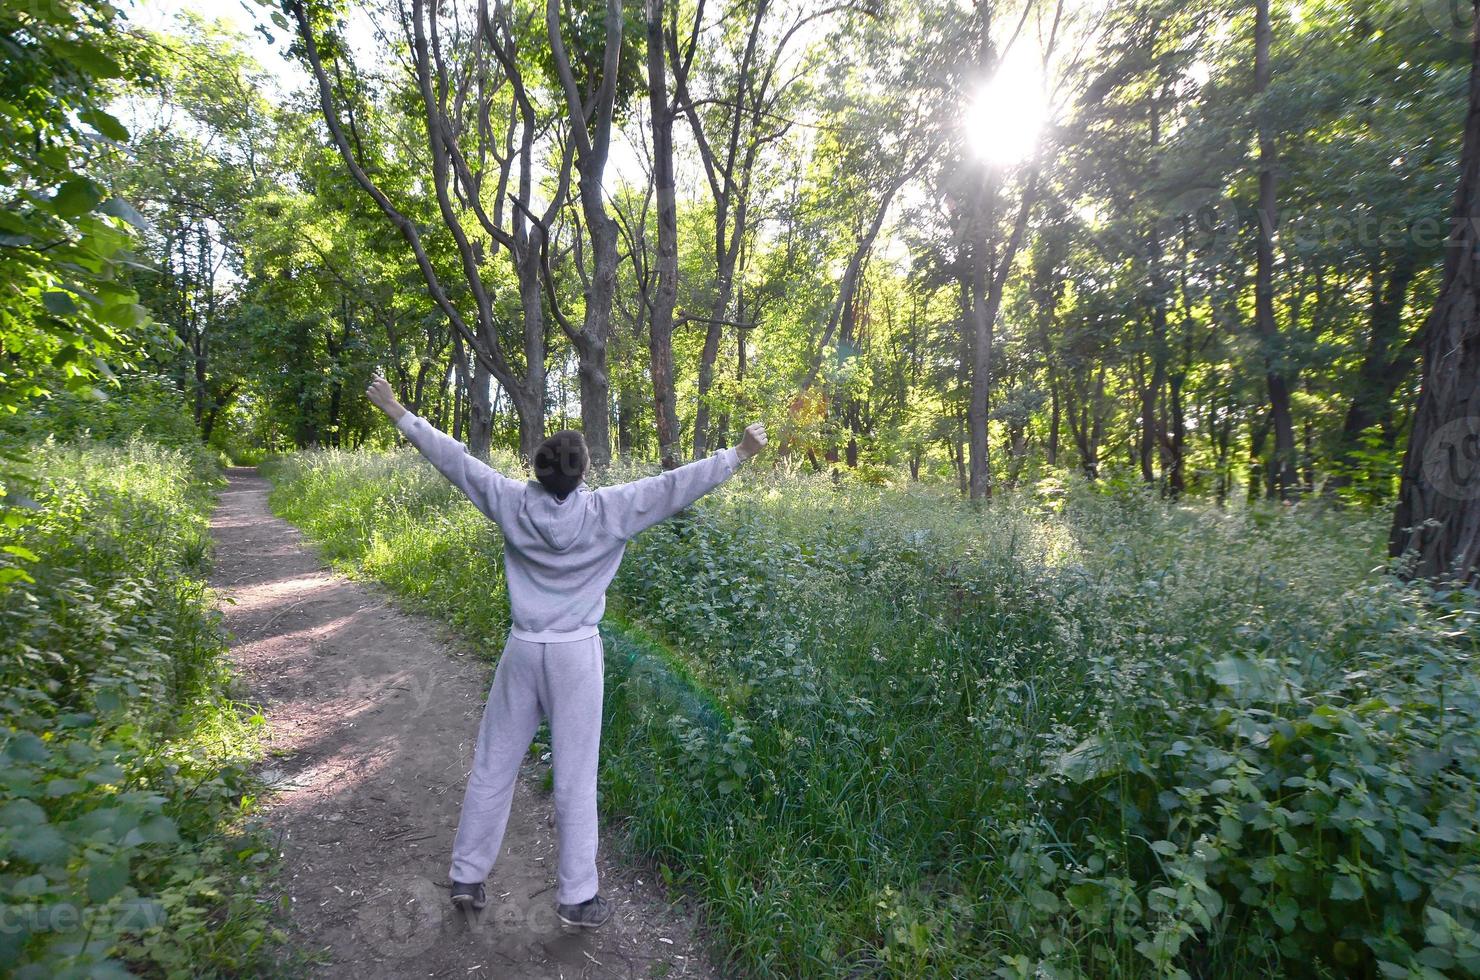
xmin=964 ymin=174 xmax=1037 ymax=500
xmin=1254 ymin=0 xmax=1300 ymax=500
xmin=509 ymin=386 xmax=544 ymax=461
xmin=568 ymin=166 xmax=618 ymax=468
xmin=718 ymin=320 xmax=749 ymax=447
xmin=468 ymin=355 xmax=493 ymax=458
xmin=616 ymin=377 xmax=638 ymax=456
xmin=952 ymin=406 xmax=968 ymax=496
xmin=511 ymin=224 xmax=549 ymax=459
xmin=1248 ymin=414 xmax=1270 ymax=504
xmin=1330 ymin=251 xmax=1422 ymax=487
xmin=545 ymin=0 xmax=621 ymax=468
xmin=1390 ymin=1 xmax=1480 ymax=586
xmin=1141 ymin=98 xmax=1170 ymax=489
xmin=967 ymin=268 xmax=993 ymax=500
xmin=575 ymin=319 xmax=611 ymax=465
xmin=1048 ymin=382 xmax=1060 ymax=466
xmin=1165 ymin=362 xmax=1187 ymax=498
xmin=646 ymin=0 xmax=681 ymax=469
xmin=1007 ymin=422 xmax=1028 ymax=487
xmin=1137 ymin=349 xmax=1159 ymax=485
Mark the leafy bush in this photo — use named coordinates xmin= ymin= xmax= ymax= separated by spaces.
xmin=267 ymin=448 xmax=1480 ymax=978
xmin=7 ymin=373 xmax=200 ymax=450
xmin=0 ymin=440 xmax=278 ymax=977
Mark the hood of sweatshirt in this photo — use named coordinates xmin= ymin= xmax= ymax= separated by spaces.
xmin=516 ymin=481 xmax=591 ymax=552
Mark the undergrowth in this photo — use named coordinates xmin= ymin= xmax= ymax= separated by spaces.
xmin=266 ymin=447 xmax=1480 ymax=979
xmin=0 ymin=439 xmax=280 ymax=978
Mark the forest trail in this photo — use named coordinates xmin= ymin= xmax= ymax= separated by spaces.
xmin=207 ymin=466 xmax=718 ymax=979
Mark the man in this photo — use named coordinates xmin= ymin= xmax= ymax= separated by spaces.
xmin=364 ymin=373 xmax=767 ymax=928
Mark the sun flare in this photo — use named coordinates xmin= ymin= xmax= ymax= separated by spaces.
xmin=964 ymin=55 xmax=1049 ymax=167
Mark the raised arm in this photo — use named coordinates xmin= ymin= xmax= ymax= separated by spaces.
xmin=366 ymin=373 xmax=523 ymax=525
xmin=595 ymin=423 xmax=767 ymax=540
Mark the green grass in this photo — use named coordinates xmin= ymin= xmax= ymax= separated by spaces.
xmin=266 ymin=448 xmax=1480 ymax=979
xmin=0 ymin=438 xmax=285 ymax=978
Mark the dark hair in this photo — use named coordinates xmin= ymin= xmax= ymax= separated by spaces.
xmin=532 ymin=430 xmax=588 ymax=498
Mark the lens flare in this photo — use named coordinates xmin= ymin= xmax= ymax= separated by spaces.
xmin=964 ymin=56 xmax=1048 ymax=167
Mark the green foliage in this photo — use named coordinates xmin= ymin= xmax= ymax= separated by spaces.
xmin=0 ymin=0 xmax=164 ymax=424
xmin=0 ymin=441 xmax=280 ymax=977
xmin=521 ymin=0 xmax=646 ymax=114
xmin=7 ymin=372 xmax=200 ymax=450
xmin=267 ymin=449 xmax=1479 ymax=977
xmin=1327 ymin=426 xmax=1405 ymax=507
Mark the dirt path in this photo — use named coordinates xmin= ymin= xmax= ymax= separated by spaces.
xmin=208 ymin=466 xmax=719 ymax=979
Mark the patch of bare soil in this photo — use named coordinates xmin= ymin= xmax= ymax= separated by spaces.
xmin=208 ymin=466 xmax=721 ymax=979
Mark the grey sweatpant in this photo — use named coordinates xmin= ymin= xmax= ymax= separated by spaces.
xmin=448 ymin=634 xmax=604 ymax=906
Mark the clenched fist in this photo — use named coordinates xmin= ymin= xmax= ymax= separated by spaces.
xmin=365 ymin=371 xmax=407 ymax=423
xmin=736 ymin=422 xmax=767 ymax=462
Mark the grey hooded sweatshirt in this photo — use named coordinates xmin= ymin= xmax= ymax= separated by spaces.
xmin=396 ymin=412 xmax=741 ymax=643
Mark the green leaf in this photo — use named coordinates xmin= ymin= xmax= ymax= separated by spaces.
xmin=87 ymin=856 xmax=129 ymax=903
xmin=101 ymin=302 xmax=146 ymax=328
xmin=84 ymin=763 xmax=124 ymax=785
xmin=1065 ymin=882 xmax=1105 ymax=910
xmin=136 ymin=815 xmax=178 ymax=845
xmin=67 ymin=43 xmax=123 ymax=80
xmin=1271 ymin=896 xmax=1298 ymax=932
xmin=3 ymin=733 xmax=50 ymax=763
xmin=42 ymin=291 xmax=78 ymax=315
xmin=12 ymin=874 xmax=49 ymax=898
xmin=74 ymin=806 xmax=132 ymax=838
xmin=1415 ymin=947 xmax=1455 ymax=970
xmin=1330 ymin=875 xmax=1363 ymax=901
xmin=100 ymin=196 xmax=148 ymax=230
xmin=114 ymin=896 xmax=165 ymax=932
xmin=79 ymin=108 xmax=129 ymax=141
xmin=0 ymin=799 xmax=47 ymax=827
xmin=1055 ymin=736 xmax=1119 ymax=783
xmin=52 ymin=179 xmax=103 ymax=218
xmin=12 ymin=826 xmax=67 ymax=865
xmin=2 ymin=544 xmax=38 ymax=561
xmin=1423 ymin=824 xmax=1468 ymax=843
xmin=45 ymin=778 xmax=85 ymax=797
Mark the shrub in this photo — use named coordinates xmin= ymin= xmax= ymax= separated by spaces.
xmin=0 ymin=440 xmax=277 ymax=977
xmin=7 ymin=373 xmax=201 ymax=450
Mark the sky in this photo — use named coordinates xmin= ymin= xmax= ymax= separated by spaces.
xmin=128 ymin=0 xmax=305 ymax=97
xmin=126 ymin=0 xmax=653 ymax=192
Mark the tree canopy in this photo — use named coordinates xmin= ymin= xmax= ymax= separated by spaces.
xmin=3 ymin=0 xmax=1478 ymax=581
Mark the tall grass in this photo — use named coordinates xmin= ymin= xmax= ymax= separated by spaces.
xmin=0 ymin=439 xmax=280 ymax=977
xmin=268 ymin=448 xmax=1480 ymax=978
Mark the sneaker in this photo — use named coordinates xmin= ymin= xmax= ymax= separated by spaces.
xmin=450 ymin=880 xmax=487 ymax=911
xmin=555 ymin=893 xmax=612 ymax=929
